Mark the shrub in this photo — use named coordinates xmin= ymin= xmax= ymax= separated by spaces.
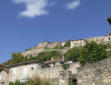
xmin=9 ymin=82 xmax=14 ymax=85
xmin=62 ymin=63 xmax=69 ymax=70
xmin=64 ymin=47 xmax=81 ymax=61
xmin=64 ymin=40 xmax=71 ymax=47
xmin=24 ymin=77 xmax=50 ymax=85
xmin=14 ymin=80 xmax=20 ymax=85
xmin=78 ymin=41 xmax=110 ymax=64
xmin=9 ymin=80 xmax=20 ymax=85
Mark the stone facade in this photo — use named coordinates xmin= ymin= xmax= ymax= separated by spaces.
xmin=0 ymin=65 xmax=9 ymax=85
xmin=2 ymin=58 xmax=111 ymax=85
xmin=7 ymin=61 xmax=80 ymax=85
xmin=0 ymin=71 xmax=8 ymax=85
xmin=77 ymin=58 xmax=111 ymax=85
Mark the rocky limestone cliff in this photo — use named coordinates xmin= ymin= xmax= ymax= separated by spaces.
xmin=23 ymin=41 xmax=66 ymax=56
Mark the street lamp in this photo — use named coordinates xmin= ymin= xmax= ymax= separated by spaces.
xmin=107 ymin=16 xmax=111 ymax=25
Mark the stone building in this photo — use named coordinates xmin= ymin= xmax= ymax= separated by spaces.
xmin=0 ymin=60 xmax=80 ymax=85
xmin=8 ymin=61 xmax=47 ymax=83
xmin=23 ymin=35 xmax=111 ymax=57
xmin=1 ymin=58 xmax=111 ymax=85
xmin=0 ymin=64 xmax=9 ymax=85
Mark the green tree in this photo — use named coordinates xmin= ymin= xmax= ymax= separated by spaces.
xmin=11 ymin=52 xmax=25 ymax=64
xmin=36 ymin=51 xmax=61 ymax=62
xmin=64 ymin=40 xmax=71 ymax=47
xmin=78 ymin=41 xmax=110 ymax=64
xmin=65 ymin=47 xmax=81 ymax=61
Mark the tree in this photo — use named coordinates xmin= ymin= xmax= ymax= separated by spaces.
xmin=11 ymin=52 xmax=25 ymax=64
xmin=78 ymin=41 xmax=110 ymax=64
xmin=65 ymin=47 xmax=81 ymax=61
xmin=64 ymin=40 xmax=71 ymax=47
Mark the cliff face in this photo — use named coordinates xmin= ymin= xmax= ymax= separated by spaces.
xmin=23 ymin=35 xmax=111 ymax=57
xmin=23 ymin=41 xmax=66 ymax=57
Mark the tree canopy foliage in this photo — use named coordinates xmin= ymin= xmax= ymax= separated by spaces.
xmin=64 ymin=40 xmax=71 ymax=47
xmin=64 ymin=47 xmax=81 ymax=61
xmin=4 ymin=51 xmax=61 ymax=66
xmin=65 ymin=41 xmax=110 ymax=65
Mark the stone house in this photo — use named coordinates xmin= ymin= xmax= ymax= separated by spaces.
xmin=0 ymin=64 xmax=9 ymax=85
xmin=0 ymin=60 xmax=79 ymax=85
xmin=8 ymin=61 xmax=48 ymax=83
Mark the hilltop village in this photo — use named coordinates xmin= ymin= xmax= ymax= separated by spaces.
xmin=1 ymin=35 xmax=111 ymax=85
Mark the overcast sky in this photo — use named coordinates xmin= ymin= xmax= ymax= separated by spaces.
xmin=0 ymin=0 xmax=111 ymax=63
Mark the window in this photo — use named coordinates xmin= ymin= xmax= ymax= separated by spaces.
xmin=12 ymin=68 xmax=16 ymax=76
xmin=23 ymin=68 xmax=28 ymax=76
xmin=72 ymin=79 xmax=77 ymax=85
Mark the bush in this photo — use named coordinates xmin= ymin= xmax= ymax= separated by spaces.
xmin=34 ymin=51 xmax=61 ymax=62
xmin=64 ymin=41 xmax=110 ymax=65
xmin=65 ymin=47 xmax=81 ymax=61
xmin=62 ymin=63 xmax=69 ymax=70
xmin=64 ymin=40 xmax=71 ymax=47
xmin=24 ymin=77 xmax=50 ymax=85
xmin=9 ymin=80 xmax=20 ymax=85
xmin=9 ymin=82 xmax=14 ymax=85
xmin=78 ymin=41 xmax=110 ymax=64
xmin=15 ymin=80 xmax=21 ymax=85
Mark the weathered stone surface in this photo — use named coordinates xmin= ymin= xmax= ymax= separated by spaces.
xmin=77 ymin=58 xmax=111 ymax=85
xmin=23 ymin=35 xmax=111 ymax=57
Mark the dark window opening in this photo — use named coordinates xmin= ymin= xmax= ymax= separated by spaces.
xmin=72 ymin=79 xmax=77 ymax=85
xmin=31 ymin=67 xmax=34 ymax=70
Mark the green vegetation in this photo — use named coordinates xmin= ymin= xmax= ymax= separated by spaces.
xmin=64 ymin=40 xmax=71 ymax=47
xmin=4 ymin=41 xmax=111 ymax=66
xmin=65 ymin=41 xmax=111 ymax=65
xmin=54 ymin=46 xmax=64 ymax=49
xmin=105 ymin=43 xmax=111 ymax=49
xmin=27 ymin=51 xmax=61 ymax=62
xmin=4 ymin=51 xmax=61 ymax=66
xmin=78 ymin=41 xmax=109 ymax=64
xmin=64 ymin=47 xmax=81 ymax=61
xmin=9 ymin=80 xmax=20 ymax=85
xmin=62 ymin=63 xmax=69 ymax=70
xmin=4 ymin=52 xmax=25 ymax=66
xmin=9 ymin=77 xmax=50 ymax=85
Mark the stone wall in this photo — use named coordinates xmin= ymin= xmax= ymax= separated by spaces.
xmin=0 ymin=70 xmax=8 ymax=85
xmin=23 ymin=35 xmax=111 ymax=57
xmin=77 ymin=58 xmax=111 ymax=85
xmin=8 ymin=61 xmax=80 ymax=85
xmin=9 ymin=63 xmax=39 ymax=82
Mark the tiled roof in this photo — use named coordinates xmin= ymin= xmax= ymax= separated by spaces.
xmin=9 ymin=60 xmax=41 ymax=68
xmin=0 ymin=64 xmax=9 ymax=72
